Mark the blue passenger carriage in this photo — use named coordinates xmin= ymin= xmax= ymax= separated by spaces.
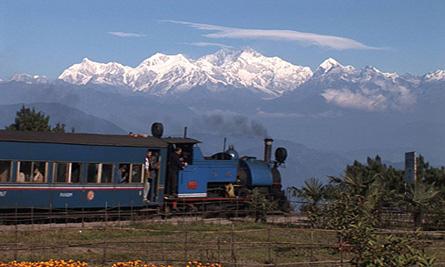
xmin=0 ymin=131 xmax=168 ymax=209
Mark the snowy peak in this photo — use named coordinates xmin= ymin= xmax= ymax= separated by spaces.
xmin=10 ymin=73 xmax=49 ymax=84
xmin=238 ymin=48 xmax=266 ymax=60
xmin=319 ymin=58 xmax=342 ymax=71
xmin=314 ymin=58 xmax=356 ymax=78
xmin=58 ymin=58 xmax=129 ymax=86
xmin=424 ymin=69 xmax=445 ymax=82
xmin=196 ymin=48 xmax=313 ymax=94
xmin=363 ymin=66 xmax=398 ymax=79
xmin=138 ymin=53 xmax=191 ymax=67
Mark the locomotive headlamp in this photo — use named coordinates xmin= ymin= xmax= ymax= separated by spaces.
xmin=275 ymin=147 xmax=287 ymax=164
xmin=151 ymin=122 xmax=164 ymax=138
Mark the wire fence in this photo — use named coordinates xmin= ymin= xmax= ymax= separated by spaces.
xmin=0 ymin=222 xmax=349 ymax=266
xmin=1 ymin=201 xmax=445 ymax=266
xmin=0 ymin=211 xmax=445 ymax=266
xmin=0 ymin=198 xmax=297 ymax=226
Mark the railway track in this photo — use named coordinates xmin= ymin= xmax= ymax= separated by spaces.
xmin=0 ymin=205 xmax=301 ymax=227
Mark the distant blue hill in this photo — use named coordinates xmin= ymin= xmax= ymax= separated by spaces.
xmin=0 ymin=102 xmax=126 ymax=134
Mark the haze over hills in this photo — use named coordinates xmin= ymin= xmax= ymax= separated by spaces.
xmin=0 ymin=103 xmax=126 ymax=134
xmin=1 ymin=48 xmax=444 ymax=185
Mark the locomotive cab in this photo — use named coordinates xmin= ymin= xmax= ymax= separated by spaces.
xmin=155 ymin=123 xmax=287 ymax=206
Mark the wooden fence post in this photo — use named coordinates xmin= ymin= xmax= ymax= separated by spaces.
xmin=118 ymin=202 xmax=121 ymax=227
xmin=217 ymin=236 xmax=221 ymax=264
xmin=267 ymin=226 xmax=272 ymax=264
xmin=31 ymin=206 xmax=34 ymax=228
xmin=81 ymin=207 xmax=85 ymax=228
xmin=184 ymin=229 xmax=189 ymax=263
xmin=14 ymin=204 xmax=18 ymax=261
xmin=102 ymin=242 xmax=108 ymax=265
xmin=65 ymin=203 xmax=68 ymax=226
xmin=231 ymin=224 xmax=237 ymax=266
xmin=310 ymin=228 xmax=314 ymax=261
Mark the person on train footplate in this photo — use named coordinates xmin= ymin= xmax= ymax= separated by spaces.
xmin=167 ymin=147 xmax=186 ymax=197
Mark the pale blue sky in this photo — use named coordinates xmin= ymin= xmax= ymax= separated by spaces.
xmin=0 ymin=0 xmax=444 ymax=79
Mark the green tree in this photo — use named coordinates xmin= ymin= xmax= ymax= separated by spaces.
xmin=417 ymin=154 xmax=445 ymax=187
xmin=292 ymin=155 xmax=437 ymax=266
xmin=249 ymin=188 xmax=275 ymax=223
xmin=5 ymin=106 xmax=65 ymax=133
xmin=404 ymin=182 xmax=440 ymax=228
xmin=52 ymin=122 xmax=66 ymax=133
xmin=288 ymin=177 xmax=326 ymax=226
xmin=289 ymin=177 xmax=325 ymax=207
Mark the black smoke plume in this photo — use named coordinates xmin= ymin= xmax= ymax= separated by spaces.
xmin=197 ymin=114 xmax=268 ymax=138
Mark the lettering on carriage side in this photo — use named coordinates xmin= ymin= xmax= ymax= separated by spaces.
xmin=0 ymin=191 xmax=7 ymax=197
xmin=59 ymin=192 xmax=73 ymax=198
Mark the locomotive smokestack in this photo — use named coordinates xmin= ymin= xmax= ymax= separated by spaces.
xmin=264 ymin=138 xmax=273 ymax=163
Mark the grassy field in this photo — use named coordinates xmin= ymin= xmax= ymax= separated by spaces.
xmin=0 ymin=218 xmax=444 ymax=266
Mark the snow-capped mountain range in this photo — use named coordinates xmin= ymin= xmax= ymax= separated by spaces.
xmin=4 ymin=48 xmax=445 ymax=111
xmin=58 ymin=49 xmax=313 ymax=96
xmin=10 ymin=73 xmax=49 ymax=84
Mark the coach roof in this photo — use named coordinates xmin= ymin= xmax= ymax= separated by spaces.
xmin=162 ymin=137 xmax=200 ymax=145
xmin=0 ymin=130 xmax=168 ymax=148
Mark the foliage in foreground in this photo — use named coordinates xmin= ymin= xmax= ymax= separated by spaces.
xmin=289 ymin=155 xmax=439 ymax=266
xmin=248 ymin=188 xmax=276 ymax=223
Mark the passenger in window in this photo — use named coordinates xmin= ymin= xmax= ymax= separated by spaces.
xmin=0 ymin=170 xmax=8 ymax=182
xmin=119 ymin=165 xmax=129 ymax=183
xmin=17 ymin=172 xmax=26 ymax=183
xmin=0 ymin=162 xmax=10 ymax=182
xmin=71 ymin=164 xmax=81 ymax=183
xmin=0 ymin=172 xmax=6 ymax=182
xmin=33 ymin=167 xmax=44 ymax=183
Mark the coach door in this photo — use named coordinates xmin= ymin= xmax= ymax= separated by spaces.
xmin=143 ymin=149 xmax=163 ymax=202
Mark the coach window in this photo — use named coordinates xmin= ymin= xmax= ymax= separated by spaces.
xmin=101 ymin=164 xmax=113 ymax=184
xmin=87 ymin=163 xmax=99 ymax=183
xmin=118 ymin=164 xmax=130 ymax=183
xmin=71 ymin=163 xmax=81 ymax=183
xmin=17 ymin=161 xmax=31 ymax=182
xmin=130 ymin=164 xmax=143 ymax=183
xmin=17 ymin=161 xmax=47 ymax=183
xmin=0 ymin=161 xmax=11 ymax=182
xmin=31 ymin=162 xmax=47 ymax=183
xmin=53 ymin=162 xmax=69 ymax=183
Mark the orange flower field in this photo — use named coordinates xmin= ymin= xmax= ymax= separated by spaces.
xmin=0 ymin=260 xmax=88 ymax=267
xmin=0 ymin=260 xmax=222 ymax=267
xmin=112 ymin=260 xmax=222 ymax=267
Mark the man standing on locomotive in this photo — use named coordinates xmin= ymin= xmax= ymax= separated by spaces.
xmin=167 ymin=147 xmax=186 ymax=197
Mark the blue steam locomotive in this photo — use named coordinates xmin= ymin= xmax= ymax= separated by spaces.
xmin=0 ymin=123 xmax=287 ymax=211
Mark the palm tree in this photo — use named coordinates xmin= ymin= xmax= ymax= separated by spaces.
xmin=404 ymin=182 xmax=441 ymax=228
xmin=289 ymin=177 xmax=325 ymax=207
